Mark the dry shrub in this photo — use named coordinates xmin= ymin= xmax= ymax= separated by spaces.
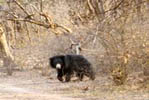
xmin=0 ymin=0 xmax=149 ymax=83
xmin=61 ymin=0 xmax=149 ymax=85
xmin=111 ymin=58 xmax=128 ymax=85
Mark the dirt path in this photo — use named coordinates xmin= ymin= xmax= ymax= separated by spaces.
xmin=0 ymin=70 xmax=82 ymax=100
xmin=0 ymin=70 xmax=149 ymax=100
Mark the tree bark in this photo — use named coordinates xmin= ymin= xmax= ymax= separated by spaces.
xmin=0 ymin=24 xmax=13 ymax=60
xmin=0 ymin=23 xmax=14 ymax=75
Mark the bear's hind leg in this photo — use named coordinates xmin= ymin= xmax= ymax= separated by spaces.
xmin=77 ymin=72 xmax=84 ymax=81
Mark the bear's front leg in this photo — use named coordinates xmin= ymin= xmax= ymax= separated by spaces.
xmin=65 ymin=71 xmax=73 ymax=82
xmin=57 ymin=76 xmax=63 ymax=82
xmin=65 ymin=74 xmax=71 ymax=82
xmin=57 ymin=69 xmax=63 ymax=82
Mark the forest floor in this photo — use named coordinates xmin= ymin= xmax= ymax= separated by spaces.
xmin=0 ymin=69 xmax=149 ymax=100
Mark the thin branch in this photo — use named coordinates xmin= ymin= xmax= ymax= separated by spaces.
xmin=99 ymin=0 xmax=125 ymax=14
xmin=87 ymin=0 xmax=95 ymax=14
xmin=13 ymin=0 xmax=31 ymax=17
xmin=7 ymin=18 xmax=50 ymax=28
xmin=40 ymin=0 xmax=43 ymax=12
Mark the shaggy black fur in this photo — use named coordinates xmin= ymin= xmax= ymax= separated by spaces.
xmin=49 ymin=54 xmax=95 ymax=82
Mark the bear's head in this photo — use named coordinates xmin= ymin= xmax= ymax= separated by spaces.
xmin=49 ymin=55 xmax=65 ymax=69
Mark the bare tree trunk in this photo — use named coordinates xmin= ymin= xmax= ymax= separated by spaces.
xmin=0 ymin=23 xmax=14 ymax=75
xmin=0 ymin=24 xmax=13 ymax=60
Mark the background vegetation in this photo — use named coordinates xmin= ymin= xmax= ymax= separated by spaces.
xmin=0 ymin=0 xmax=149 ymax=86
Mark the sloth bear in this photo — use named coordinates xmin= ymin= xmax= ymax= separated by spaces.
xmin=49 ymin=54 xmax=95 ymax=82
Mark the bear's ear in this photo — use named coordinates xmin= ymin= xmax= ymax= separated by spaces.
xmin=64 ymin=55 xmax=71 ymax=68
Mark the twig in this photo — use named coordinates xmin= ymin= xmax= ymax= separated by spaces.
xmin=1 ymin=10 xmax=18 ymax=18
xmin=103 ymin=0 xmax=124 ymax=14
xmin=39 ymin=13 xmax=54 ymax=27
xmin=56 ymin=24 xmax=72 ymax=33
xmin=8 ymin=18 xmax=50 ymax=28
xmin=13 ymin=0 xmax=32 ymax=18
xmin=87 ymin=0 xmax=95 ymax=14
xmin=40 ymin=0 xmax=43 ymax=12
